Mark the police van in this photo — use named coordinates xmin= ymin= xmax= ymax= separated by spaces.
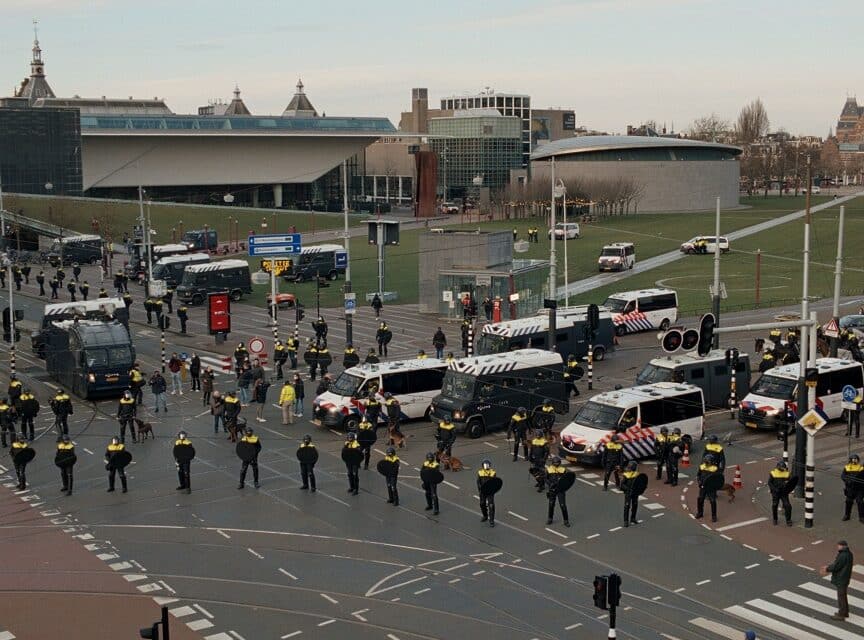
xmin=126 ymin=242 xmax=196 ymax=280
xmin=738 ymin=357 xmax=864 ymax=430
xmin=313 ymin=358 xmax=448 ymax=431
xmin=176 ymin=259 xmax=252 ymax=305
xmin=151 ymin=253 xmax=210 ymax=288
xmin=430 ymin=349 xmax=567 ymax=438
xmin=282 ymin=244 xmax=347 ymax=283
xmin=602 ymin=288 xmax=678 ymax=336
xmin=31 ymin=298 xmax=128 ymax=358
xmin=597 ymin=242 xmax=636 ymax=272
xmin=46 ymin=234 xmax=104 ymax=266
xmin=636 ymin=349 xmax=752 ymax=408
xmin=559 ymin=382 xmax=704 ymax=465
xmin=477 ymin=305 xmax=615 ymax=361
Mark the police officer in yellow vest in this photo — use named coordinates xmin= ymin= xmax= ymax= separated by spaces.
xmin=8 ymin=374 xmax=23 ymax=409
xmin=382 ymin=447 xmax=401 ymax=506
xmin=621 ymin=461 xmax=641 ymax=527
xmin=841 ymin=454 xmax=864 ymax=523
xmin=358 ymin=416 xmax=375 ymax=469
xmin=508 ymin=407 xmax=529 ymax=461
xmin=417 ymin=349 xmax=428 ymax=359
xmin=129 ymin=364 xmax=145 ymax=405
xmin=343 ymin=432 xmax=361 ymax=495
xmin=422 ymin=452 xmax=441 ymax=514
xmin=342 ymin=343 xmax=360 ymax=369
xmin=18 ymin=388 xmax=39 ymax=442
xmin=56 ymin=435 xmax=76 ymax=496
xmin=105 ymin=436 xmax=128 ymax=493
xmin=0 ymin=397 xmax=16 ymax=448
xmin=298 ymin=434 xmax=317 ymax=491
xmin=477 ymin=459 xmax=497 ymax=527
xmin=238 ymin=428 xmax=262 ymax=490
xmin=11 ymin=435 xmax=32 ymax=489
xmin=51 ymin=390 xmax=74 ymax=437
xmin=436 ymin=418 xmax=456 ymax=458
xmin=286 ymin=335 xmax=298 ymax=370
xmin=768 ymin=460 xmax=793 ymax=526
xmin=545 ymin=456 xmax=570 ymax=527
xmin=274 ymin=339 xmax=288 ymax=379
xmin=601 ymin=435 xmax=624 ymax=490
xmin=117 ymin=390 xmax=137 ymax=444
xmin=532 ymin=399 xmax=556 ymax=435
xmin=529 ymin=430 xmax=549 ymax=491
xmin=654 ymin=426 xmax=669 ymax=480
xmin=696 ymin=454 xmax=721 ymax=522
xmin=174 ymin=431 xmax=194 ymax=494
xmin=703 ymin=434 xmax=726 ymax=472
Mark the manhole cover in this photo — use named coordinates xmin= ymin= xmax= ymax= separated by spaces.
xmin=680 ymin=534 xmax=712 ymax=545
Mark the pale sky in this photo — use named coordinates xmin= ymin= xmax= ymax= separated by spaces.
xmin=1 ymin=0 xmax=860 ymax=136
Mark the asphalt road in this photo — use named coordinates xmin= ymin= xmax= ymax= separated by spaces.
xmin=1 ymin=266 xmax=863 ymax=639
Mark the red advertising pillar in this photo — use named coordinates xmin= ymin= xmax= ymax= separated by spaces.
xmin=492 ymin=298 xmax=502 ymax=323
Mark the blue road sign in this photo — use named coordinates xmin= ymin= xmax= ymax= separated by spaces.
xmin=248 ymin=233 xmax=302 ymax=256
xmin=842 ymin=385 xmax=858 ymax=402
xmin=335 ymin=250 xmax=348 ymax=269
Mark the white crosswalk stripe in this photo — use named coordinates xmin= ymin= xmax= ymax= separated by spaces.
xmin=714 ymin=565 xmax=864 ymax=640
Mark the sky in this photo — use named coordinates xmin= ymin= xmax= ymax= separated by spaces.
xmin=1 ymin=0 xmax=860 ymax=136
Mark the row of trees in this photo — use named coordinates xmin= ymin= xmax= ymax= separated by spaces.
xmin=686 ymin=98 xmax=770 ymax=144
xmin=495 ymin=176 xmax=646 ymax=219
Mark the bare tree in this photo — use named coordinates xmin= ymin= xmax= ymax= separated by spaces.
xmin=735 ymin=99 xmax=770 ymax=144
xmin=687 ymin=114 xmax=731 ymax=142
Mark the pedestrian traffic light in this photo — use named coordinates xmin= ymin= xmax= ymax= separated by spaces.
xmin=661 ymin=329 xmax=682 ymax=353
xmin=158 ymin=315 xmax=170 ymax=331
xmin=139 ymin=623 xmax=159 ymax=639
xmin=296 ymin=302 xmax=305 ymax=323
xmin=681 ymin=328 xmax=699 ymax=351
xmin=697 ymin=313 xmax=716 ymax=357
xmin=593 ymin=575 xmax=608 ymax=610
xmin=607 ymin=573 xmax=622 ymax=607
xmin=587 ymin=303 xmax=600 ymax=332
xmin=725 ymin=347 xmax=740 ymax=368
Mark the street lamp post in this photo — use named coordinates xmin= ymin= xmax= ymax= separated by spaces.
xmin=554 ymin=179 xmax=568 ymax=306
xmin=2 ymin=252 xmax=16 ymax=375
xmin=548 ymin=158 xmax=557 ymax=298
xmin=342 ymin=160 xmax=353 ymax=344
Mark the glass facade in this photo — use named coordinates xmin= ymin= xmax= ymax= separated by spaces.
xmin=441 ymin=93 xmax=532 ymax=168
xmin=557 ymin=148 xmax=739 ymax=162
xmin=437 ymin=259 xmax=549 ymax=320
xmin=429 ymin=115 xmax=522 ymax=198
xmin=0 ymin=107 xmax=82 ymax=196
xmin=79 ymin=114 xmax=396 ymax=134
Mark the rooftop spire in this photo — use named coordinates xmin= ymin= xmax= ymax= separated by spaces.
xmin=296 ymin=78 xmax=304 ymax=93
xmin=19 ymin=18 xmax=55 ymax=102
xmin=233 ymin=83 xmax=241 ymax=100
xmin=32 ymin=18 xmax=42 ymax=64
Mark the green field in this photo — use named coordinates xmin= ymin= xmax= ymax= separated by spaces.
xmin=2 ymin=194 xmax=357 ymax=243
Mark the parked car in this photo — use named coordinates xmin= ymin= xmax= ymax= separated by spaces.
xmin=548 ymin=222 xmax=581 ymax=240
xmin=266 ymin=293 xmax=297 ymax=309
xmin=440 ymin=202 xmax=460 ymax=214
xmin=679 ymin=236 xmax=731 ymax=254
xmin=809 ymin=185 xmax=821 ymax=194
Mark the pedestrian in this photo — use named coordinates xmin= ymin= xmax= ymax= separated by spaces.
xmin=116 ymin=390 xmax=137 ymax=443
xmin=768 ymin=460 xmax=795 ymax=526
xmin=72 ymin=262 xmax=81 ymax=280
xmin=113 ymin=271 xmax=124 ymax=296
xmin=36 ymin=270 xmax=45 ymax=296
xmin=545 ymin=455 xmax=571 ymax=527
xmin=312 ymin=316 xmax=328 ymax=347
xmin=173 ymin=431 xmax=194 ymax=494
xmin=601 ymin=435 xmax=624 ymax=490
xmin=168 ymin=353 xmax=183 ymax=395
xmin=380 ymin=446 xmax=401 ymax=505
xmin=105 ymin=436 xmax=129 ymax=493
xmin=55 ymin=435 xmax=76 ymax=496
xmin=292 ymin=373 xmax=305 ymax=418
xmin=564 ymin=354 xmax=582 ymax=398
xmin=371 ymin=293 xmax=383 ymax=318
xmin=202 ymin=366 xmax=215 ymax=406
xmin=274 ymin=340 xmax=287 ymax=379
xmin=376 ymin=322 xmax=392 ymax=357
xmin=342 ymin=432 xmax=362 ymax=495
xmin=279 ymin=380 xmax=296 ymax=425
xmin=432 ymin=327 xmax=446 ymax=359
xmin=483 ymin=296 xmax=493 ymax=321
xmin=238 ymin=363 xmax=253 ymax=405
xmin=10 ymin=435 xmax=33 ymax=490
xmin=421 ymin=452 xmax=441 ymax=514
xmin=304 ymin=340 xmax=319 ymax=381
xmin=189 ymin=353 xmax=201 ymax=391
xmin=696 ymin=454 xmax=722 ymax=522
xmin=286 ymin=335 xmax=298 ymax=370
xmin=210 ymin=390 xmax=225 ymax=434
xmin=253 ymin=377 xmax=271 ymax=423
xmin=177 ymin=304 xmax=189 ymax=334
xmin=237 ymin=427 xmax=261 ymax=489
xmin=149 ymin=371 xmax=168 ymax=414
xmin=477 ymin=459 xmax=498 ymax=527
xmin=20 ymin=264 xmax=30 ymax=284
xmin=18 ymin=388 xmax=39 ymax=442
xmin=297 ymin=434 xmax=318 ymax=491
xmin=162 ymin=288 xmax=174 ymax=314
xmin=460 ymin=320 xmax=470 ymax=356
xmin=49 ymin=275 xmax=59 ymax=299
xmin=820 ymin=540 xmax=854 ymax=620
xmin=12 ymin=266 xmax=22 ymax=291
xmin=841 ymin=453 xmax=864 ymax=522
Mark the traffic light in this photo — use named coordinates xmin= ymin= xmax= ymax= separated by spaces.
xmin=607 ymin=573 xmax=622 ymax=607
xmin=139 ymin=623 xmax=159 ymax=639
xmin=543 ymin=299 xmax=558 ymax=310
xmin=593 ymin=575 xmax=608 ymax=610
xmin=296 ymin=302 xmax=305 ymax=323
xmin=587 ymin=303 xmax=600 ymax=332
xmin=681 ymin=328 xmax=699 ymax=351
xmin=661 ymin=329 xmax=682 ymax=353
xmin=725 ymin=347 xmax=740 ymax=368
xmin=697 ymin=313 xmax=716 ymax=357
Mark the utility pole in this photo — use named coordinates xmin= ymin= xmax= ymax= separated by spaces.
xmin=830 ymin=206 xmax=845 ymax=357
xmin=794 ymin=156 xmax=812 ymax=498
xmin=548 ymin=158 xmax=557 ymax=298
xmin=805 ymin=311 xmax=817 ymax=529
xmin=269 ymin=259 xmax=278 ymax=344
xmin=342 ymin=160 xmax=353 ymax=344
xmin=711 ymin=197 xmax=721 ymax=348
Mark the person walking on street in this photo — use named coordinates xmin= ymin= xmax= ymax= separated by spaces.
xmin=286 ymin=335 xmax=298 ymax=370
xmin=432 ymin=327 xmax=447 ymax=359
xmin=210 ymin=390 xmax=225 ymax=434
xmin=376 ymin=322 xmax=392 ymax=357
xmin=18 ymin=388 xmax=39 ymax=442
xmin=168 ymin=353 xmax=183 ymax=395
xmin=477 ymin=459 xmax=498 ymax=527
xmin=292 ymin=373 xmax=305 ymax=418
xmin=483 ymin=296 xmax=493 ymax=321
xmin=189 ymin=353 xmax=201 ymax=391
xmin=279 ymin=380 xmax=296 ymax=425
xmin=601 ymin=435 xmax=624 ymax=490
xmin=173 ymin=431 xmax=194 ymax=494
xmin=238 ymin=362 xmax=253 ymax=405
xmin=202 ymin=366 xmax=215 ymax=406
xmin=49 ymin=274 xmax=59 ymax=299
xmin=149 ymin=371 xmax=168 ymax=414
xmin=696 ymin=454 xmax=722 ymax=522
xmin=274 ymin=340 xmax=288 ymax=379
xmin=621 ymin=461 xmax=642 ymax=527
xmin=10 ymin=435 xmax=33 ymax=490
xmin=50 ymin=390 xmax=73 ymax=439
xmin=304 ymin=340 xmax=319 ymax=381
xmin=381 ymin=446 xmax=401 ymax=506
xmin=36 ymin=270 xmax=45 ymax=296
xmin=55 ymin=435 xmax=76 ymax=496
xmin=820 ymin=540 xmax=854 ymax=620
xmin=841 ymin=454 xmax=864 ymax=522
xmin=79 ymin=280 xmax=90 ymax=300
xmin=371 ymin=293 xmax=383 ymax=318
xmin=253 ymin=377 xmax=271 ymax=423
xmin=129 ymin=364 xmax=145 ymax=405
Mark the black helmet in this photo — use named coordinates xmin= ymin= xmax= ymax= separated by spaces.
xmin=672 ymin=427 xmax=681 ymax=435
xmin=518 ymin=406 xmax=526 ymax=414
xmin=627 ymin=461 xmax=637 ymax=472
xmin=850 ymin=454 xmax=860 ymax=464
xmin=776 ymin=460 xmax=788 ymax=470
xmin=245 ymin=427 xmax=253 ymax=436
xmin=544 ymin=398 xmax=552 ymax=405
xmin=660 ymin=426 xmax=669 ymax=434
xmin=610 ymin=434 xmax=620 ymax=443
xmin=708 ymin=434 xmax=718 ymax=444
xmin=384 ymin=392 xmax=392 ymax=398
xmin=111 ymin=436 xmax=120 ymax=444
xmin=178 ymin=431 xmax=187 ymax=439
xmin=386 ymin=446 xmax=396 ymax=456
xmin=481 ymin=459 xmax=492 ymax=469
xmin=704 ymin=453 xmax=717 ymax=464
xmin=346 ymin=342 xmax=352 ymax=347
xmin=302 ymin=434 xmax=312 ymax=444
xmin=535 ymin=429 xmax=545 ymax=438
xmin=347 ymin=432 xmax=357 ymax=441
xmin=425 ymin=452 xmax=435 ymax=462
xmin=551 ymin=455 xmax=561 ymax=465
xmin=61 ymin=435 xmax=71 ymax=443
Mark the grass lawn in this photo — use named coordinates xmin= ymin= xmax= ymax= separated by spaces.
xmin=566 ymin=197 xmax=864 ymax=316
xmin=2 ymin=194 xmax=358 ymax=244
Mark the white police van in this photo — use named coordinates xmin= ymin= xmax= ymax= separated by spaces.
xmin=602 ymin=288 xmax=678 ymax=336
xmin=559 ymin=382 xmax=704 ymax=465
xmin=313 ymin=358 xmax=448 ymax=431
xmin=738 ymin=357 xmax=864 ymax=430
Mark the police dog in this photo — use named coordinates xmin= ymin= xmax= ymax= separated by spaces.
xmin=721 ymin=483 xmax=736 ymax=502
xmin=387 ymin=424 xmax=405 ymax=449
xmin=436 ymin=444 xmax=463 ymax=472
xmin=134 ymin=418 xmax=154 ymax=440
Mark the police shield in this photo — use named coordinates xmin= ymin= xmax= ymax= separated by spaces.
xmin=236 ymin=441 xmax=258 ymax=463
xmin=12 ymin=447 xmax=35 ymax=465
xmin=297 ymin=446 xmax=319 ymax=465
xmin=341 ymin=446 xmax=363 ymax=466
xmin=782 ymin=475 xmax=799 ymax=497
xmin=702 ymin=472 xmax=725 ymax=493
xmin=480 ymin=476 xmax=503 ymax=498
xmin=377 ymin=459 xmax=399 ymax=477
xmin=631 ymin=473 xmax=649 ymax=497
xmin=357 ymin=428 xmax=377 ymax=446
xmin=107 ymin=449 xmax=133 ymax=470
xmin=54 ymin=449 xmax=77 ymax=469
xmin=553 ymin=470 xmax=576 ymax=494
xmin=420 ymin=467 xmax=444 ymax=486
xmin=173 ymin=444 xmax=196 ymax=463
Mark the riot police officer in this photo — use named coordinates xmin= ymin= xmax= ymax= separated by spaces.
xmin=105 ymin=436 xmax=128 ymax=493
xmin=343 ymin=343 xmax=360 ymax=369
xmin=545 ymin=456 xmax=571 ymax=527
xmin=116 ymin=390 xmax=137 ymax=443
xmin=177 ymin=304 xmax=189 ymax=334
xmin=297 ymin=434 xmax=317 ymax=491
xmin=477 ymin=459 xmax=498 ymax=527
xmin=703 ymin=434 xmax=726 ymax=471
xmin=382 ymin=446 xmax=400 ymax=506
xmin=529 ymin=430 xmax=549 ymax=491
xmin=696 ymin=454 xmax=722 ymax=522
xmin=621 ymin=461 xmax=642 ymax=527
xmin=174 ymin=431 xmax=194 ymax=494
xmin=768 ymin=460 xmax=794 ymax=526
xmin=655 ymin=426 xmax=669 ymax=480
xmin=55 ymin=435 xmax=76 ymax=496
xmin=508 ymin=407 xmax=529 ymax=461
xmin=436 ymin=418 xmax=456 ymax=458
xmin=422 ymin=452 xmax=441 ymax=514
xmin=237 ymin=427 xmax=261 ymax=489
xmin=342 ymin=432 xmax=362 ymax=495
xmin=601 ymin=435 xmax=624 ymax=490
xmin=841 ymin=454 xmax=864 ymax=523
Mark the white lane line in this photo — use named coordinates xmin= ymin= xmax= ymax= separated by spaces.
xmin=745 ymin=563 xmax=760 ymax=570
xmin=170 ymin=605 xmax=197 ymax=617
xmin=472 ymin=570 xmax=486 ymax=576
xmin=720 ymin=571 xmax=736 ymax=578
xmin=563 ymin=541 xmax=578 ymax=547
xmin=674 ymin=588 xmax=686 ymax=593
xmin=577 ymin=478 xmax=595 ymax=486
xmin=790 ymin=546 xmax=804 ymax=553
xmin=565 ymin=623 xmax=582 ymax=630
xmin=442 ymin=480 xmax=460 ymax=489
xmin=194 ymin=604 xmax=214 ymax=619
xmin=279 ymin=568 xmax=298 ymax=580
xmin=414 ymin=588 xmax=431 ymax=595
xmin=320 ymin=593 xmax=339 ymax=605
xmin=797 ymin=563 xmax=814 ymax=571
xmin=448 ymin=578 xmax=461 ymax=584
xmin=696 ymin=579 xmax=711 ymax=586
xmin=186 ymin=619 xmax=214 ymax=631
xmin=281 ymin=632 xmax=302 ymax=639
xmin=247 ymin=547 xmax=264 ymax=559
xmin=317 ymin=620 xmax=335 ymax=628
xmin=537 ymin=549 xmax=553 ymax=556
xmin=216 ymin=529 xmax=231 ymax=539
xmin=586 ymin=534 xmax=600 ymax=540
xmin=83 ymin=448 xmax=94 ymax=455
xmin=387 ymin=634 xmax=402 ymax=640
xmin=351 ymin=609 xmax=369 ymax=622
xmin=716 ymin=517 xmax=768 ymax=532
xmin=652 ymin=512 xmax=665 ymax=518
xmin=609 ymin=526 xmax=622 ymax=532
xmin=720 ymin=534 xmax=733 ymax=541
xmin=743 ymin=544 xmax=758 ymax=551
xmin=508 ymin=511 xmax=528 ymax=521
xmin=444 ymin=563 xmax=469 ymax=572
xmin=110 ymin=561 xmax=132 ymax=571
xmin=545 ymin=527 xmax=568 ymax=539
xmin=812 ymin=539 xmax=824 ymax=545
xmin=652 ymin=596 xmax=662 ymax=601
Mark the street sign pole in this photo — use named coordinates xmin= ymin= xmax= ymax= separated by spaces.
xmin=270 ymin=258 xmax=278 ymax=344
xmin=805 ymin=311 xmax=817 ymax=528
xmin=342 ymin=160 xmax=353 ymax=345
xmin=248 ymin=234 xmax=302 ymax=346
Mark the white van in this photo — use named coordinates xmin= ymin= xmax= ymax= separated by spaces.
xmin=559 ymin=382 xmax=704 ymax=465
xmin=602 ymin=288 xmax=678 ymax=336
xmin=598 ymin=242 xmax=635 ymax=271
xmin=738 ymin=357 xmax=864 ymax=430
xmin=313 ymin=358 xmax=448 ymax=431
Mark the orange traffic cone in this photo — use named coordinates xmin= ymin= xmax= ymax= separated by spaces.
xmin=680 ymin=444 xmax=691 ymax=468
xmin=733 ymin=464 xmax=743 ymax=489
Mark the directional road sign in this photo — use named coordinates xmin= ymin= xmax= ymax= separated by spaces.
xmin=798 ymin=407 xmax=828 ymax=437
xmin=335 ymin=250 xmax=348 ymax=269
xmin=248 ymin=233 xmax=302 ymax=256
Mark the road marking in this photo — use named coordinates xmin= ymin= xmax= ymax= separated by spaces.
xmin=652 ymin=596 xmax=662 ymax=601
xmin=652 ymin=513 xmax=665 ymax=518
xmin=194 ymin=604 xmax=214 ymax=619
xmin=717 ymin=517 xmax=768 ymax=532
xmin=472 ymin=570 xmax=486 ymax=576
xmin=790 ymin=546 xmax=804 ymax=553
xmin=216 ymin=529 xmax=231 ymax=539
xmin=247 ymin=548 xmax=264 ymax=559
xmin=281 ymin=632 xmax=302 ymax=639
xmin=390 ymin=598 xmax=400 ymax=602
xmin=351 ymin=609 xmax=369 ymax=622
xmin=545 ymin=528 xmax=568 ymax=539
xmin=796 ymin=563 xmax=814 ymax=570
xmin=170 ymin=606 xmax=196 ymax=618
xmin=586 ymin=533 xmax=600 ymax=540
xmin=123 ymin=574 xmax=147 ymax=582
xmin=812 ymin=539 xmax=824 ymax=545
xmin=563 ymin=541 xmax=578 ymax=547
xmin=387 ymin=635 xmax=402 ymax=640
xmin=414 ymin=588 xmax=430 ymax=595
xmin=153 ymin=597 xmax=179 ymax=606
xmin=688 ymin=617 xmax=741 ymax=640
xmin=484 ymin=442 xmax=498 ymax=448
xmin=731 ymin=599 xmax=860 ymax=640
xmin=720 ymin=534 xmax=733 ymax=540
xmin=279 ymin=568 xmax=298 ymax=580
xmin=83 ymin=448 xmax=94 ymax=455
xmin=768 ymin=555 xmax=783 ymax=562
xmin=577 ymin=478 xmax=595 ymax=486
xmin=110 ymin=561 xmax=132 ymax=571
xmin=696 ymin=579 xmax=711 ymax=586
xmin=642 ymin=503 xmax=664 ymax=510
xmin=367 ymin=575 xmax=427 ymax=597
xmin=317 ymin=620 xmax=335 ymax=627
xmin=742 ymin=543 xmax=758 ymax=551
xmin=137 ymin=583 xmax=162 ymax=593
xmin=674 ymin=587 xmax=686 ymax=593
xmin=187 ymin=619 xmax=214 ymax=631
xmin=745 ymin=563 xmax=760 ymax=569
xmin=721 ymin=571 xmax=736 ymax=578
xmin=442 ymin=480 xmax=460 ymax=489
xmin=508 ymin=511 xmax=528 ymax=521
xmin=609 ymin=526 xmax=622 ymax=532
xmin=537 ymin=549 xmax=553 ymax=556
xmin=444 ymin=563 xmax=469 ymax=572
xmin=564 ymin=623 xmax=582 ymax=630
xmin=97 ymin=553 xmax=119 ymax=561
xmin=448 ymin=578 xmax=461 ymax=584
xmin=320 ymin=593 xmax=339 ymax=605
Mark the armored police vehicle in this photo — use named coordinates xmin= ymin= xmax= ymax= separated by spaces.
xmin=282 ymin=244 xmax=347 ymax=283
xmin=636 ymin=349 xmax=752 ymax=408
xmin=151 ymin=253 xmax=210 ymax=288
xmin=176 ymin=259 xmax=252 ymax=304
xmin=32 ymin=298 xmax=128 ymax=359
xmin=46 ymin=234 xmax=103 ymax=267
